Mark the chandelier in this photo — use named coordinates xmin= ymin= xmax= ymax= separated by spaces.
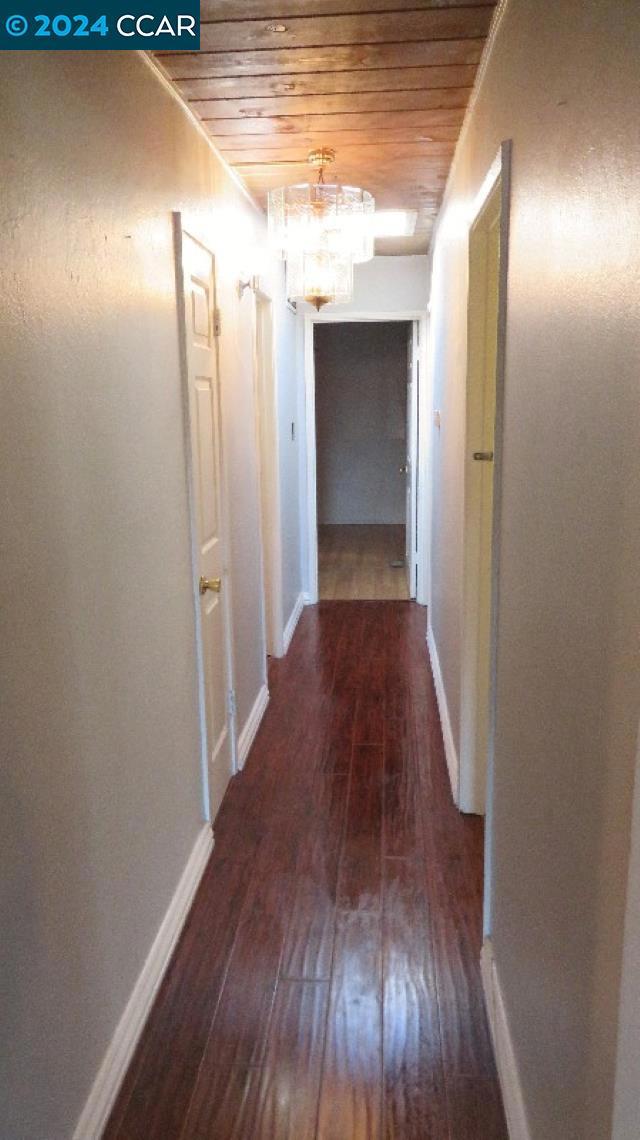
xmin=268 ymin=148 xmax=375 ymax=309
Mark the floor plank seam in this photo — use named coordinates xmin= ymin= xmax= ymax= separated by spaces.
xmin=175 ymin=839 xmax=274 ymax=1140
xmin=312 ymin=628 xmax=358 ymax=1140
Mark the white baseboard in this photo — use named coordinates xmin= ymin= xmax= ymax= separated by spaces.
xmin=237 ymin=682 xmax=269 ymax=769
xmin=302 ymin=591 xmax=313 ymax=606
xmin=426 ymin=621 xmax=459 ymax=803
xmin=481 ymin=940 xmax=532 ymax=1140
xmin=73 ymin=823 xmax=214 ymax=1140
xmin=283 ymin=591 xmax=305 ymax=654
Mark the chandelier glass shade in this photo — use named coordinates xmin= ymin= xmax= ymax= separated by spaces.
xmin=268 ymin=183 xmax=375 ymax=265
xmin=285 ymin=248 xmax=353 ymax=312
xmin=267 ymin=149 xmax=375 ymax=308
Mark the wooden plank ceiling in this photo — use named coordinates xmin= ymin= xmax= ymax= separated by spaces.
xmin=155 ymin=1 xmax=497 ymax=254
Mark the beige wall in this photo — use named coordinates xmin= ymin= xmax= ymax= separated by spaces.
xmin=427 ymin=2 xmax=640 ymax=1136
xmin=0 ymin=51 xmax=286 ymax=1138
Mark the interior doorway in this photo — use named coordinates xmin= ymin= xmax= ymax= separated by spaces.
xmin=305 ymin=312 xmax=427 ymax=604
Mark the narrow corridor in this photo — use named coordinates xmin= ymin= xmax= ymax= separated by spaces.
xmin=105 ymin=603 xmax=507 ymax=1138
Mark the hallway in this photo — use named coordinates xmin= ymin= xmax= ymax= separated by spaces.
xmin=105 ymin=602 xmax=507 ymax=1139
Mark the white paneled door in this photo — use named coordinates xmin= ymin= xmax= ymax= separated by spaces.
xmin=177 ymin=225 xmax=234 ymax=820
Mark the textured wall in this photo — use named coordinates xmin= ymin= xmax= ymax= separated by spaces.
xmin=427 ymin=2 xmax=640 ymax=1137
xmin=0 ymin=51 xmax=276 ymax=1138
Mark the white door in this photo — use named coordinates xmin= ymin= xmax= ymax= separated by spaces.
xmin=177 ymin=226 xmax=234 ymax=820
xmin=460 ymin=179 xmax=501 ymax=813
xmin=404 ymin=323 xmax=418 ymax=598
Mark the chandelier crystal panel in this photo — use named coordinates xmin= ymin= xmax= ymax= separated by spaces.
xmin=268 ymin=148 xmax=375 ymax=309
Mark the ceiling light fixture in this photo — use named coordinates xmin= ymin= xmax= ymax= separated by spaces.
xmin=285 ymin=249 xmax=354 ymax=312
xmin=268 ymin=148 xmax=375 ymax=309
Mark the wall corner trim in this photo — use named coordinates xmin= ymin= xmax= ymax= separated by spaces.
xmin=481 ymin=939 xmax=532 ymax=1140
xmin=237 ymin=683 xmax=270 ymax=769
xmin=426 ymin=622 xmax=459 ymax=804
xmin=72 ymin=823 xmax=214 ymax=1140
xmin=283 ymin=592 xmax=305 ymax=655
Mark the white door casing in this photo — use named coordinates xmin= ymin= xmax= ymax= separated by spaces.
xmin=253 ymin=289 xmax=284 ymax=658
xmin=405 ymin=322 xmax=419 ymax=599
xmin=175 ymin=222 xmax=235 ymax=820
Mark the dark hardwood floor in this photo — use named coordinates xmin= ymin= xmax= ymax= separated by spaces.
xmin=105 ymin=602 xmax=507 ymax=1139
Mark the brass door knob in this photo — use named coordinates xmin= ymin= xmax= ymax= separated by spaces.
xmin=199 ymin=576 xmax=221 ymax=595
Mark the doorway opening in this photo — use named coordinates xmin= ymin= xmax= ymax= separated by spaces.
xmin=304 ymin=311 xmax=428 ymax=605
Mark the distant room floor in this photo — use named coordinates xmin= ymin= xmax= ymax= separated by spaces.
xmin=318 ymin=523 xmax=409 ymax=601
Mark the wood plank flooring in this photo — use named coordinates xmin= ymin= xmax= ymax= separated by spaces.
xmin=319 ymin=524 xmax=410 ymax=601
xmin=105 ymin=602 xmax=507 ymax=1139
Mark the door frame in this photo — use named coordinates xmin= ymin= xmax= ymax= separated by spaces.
xmin=405 ymin=322 xmax=420 ymax=599
xmin=613 ymin=721 xmax=640 ymax=1139
xmin=173 ymin=213 xmax=238 ymax=821
xmin=456 ymin=144 xmax=511 ymax=933
xmin=251 ymin=284 xmax=285 ymax=658
xmin=303 ymin=308 xmax=429 ymax=605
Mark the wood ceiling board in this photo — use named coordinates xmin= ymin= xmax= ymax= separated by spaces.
xmin=156 ymin=39 xmax=486 ymax=78
xmin=238 ymin=155 xmax=453 ymax=177
xmin=213 ymin=125 xmax=463 ymax=150
xmin=201 ymin=108 xmax=467 ymax=134
xmin=174 ymin=64 xmax=478 ymax=101
xmin=221 ymin=141 xmax=457 ymax=163
xmin=200 ymin=0 xmax=493 ymax=17
xmin=198 ymin=8 xmax=495 ymax=53
xmin=191 ymin=87 xmax=471 ymax=119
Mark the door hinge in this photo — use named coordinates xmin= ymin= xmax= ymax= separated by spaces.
xmin=227 ymin=688 xmax=236 ymax=718
xmin=213 ymin=308 xmax=222 ymax=338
